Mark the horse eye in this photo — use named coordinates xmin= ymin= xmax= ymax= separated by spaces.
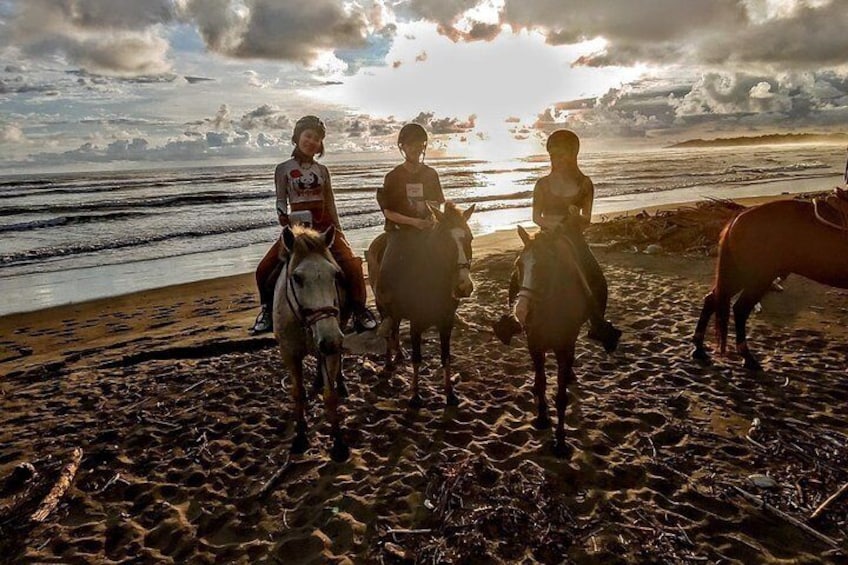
xmin=292 ymin=273 xmax=304 ymax=286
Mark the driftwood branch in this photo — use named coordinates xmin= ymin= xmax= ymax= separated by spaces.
xmin=31 ymin=448 xmax=83 ymax=523
xmin=732 ymin=486 xmax=840 ymax=549
xmin=810 ymin=482 xmax=848 ymax=521
xmin=255 ymin=456 xmax=292 ymax=498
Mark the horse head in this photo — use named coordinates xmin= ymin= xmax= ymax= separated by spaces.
xmin=278 ymin=225 xmax=343 ymax=355
xmin=430 ymin=202 xmax=476 ymax=298
xmin=513 ymin=225 xmax=561 ymax=327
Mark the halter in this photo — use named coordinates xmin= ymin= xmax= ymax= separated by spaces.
xmin=284 ymin=256 xmax=340 ymax=327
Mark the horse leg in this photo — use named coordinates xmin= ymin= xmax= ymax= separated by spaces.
xmin=733 ymin=285 xmax=769 ymax=371
xmin=440 ymin=323 xmax=459 ymax=407
xmin=323 ymin=354 xmax=349 ymax=461
xmin=409 ymin=323 xmax=423 ymax=408
xmin=530 ymin=348 xmax=550 ymax=430
xmin=289 ymin=359 xmax=309 ymax=454
xmin=382 ymin=320 xmax=400 ymax=375
xmin=692 ymin=290 xmax=716 ymax=364
xmin=553 ymin=346 xmax=576 ymax=457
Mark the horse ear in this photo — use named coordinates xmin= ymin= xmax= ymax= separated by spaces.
xmin=321 ymin=225 xmax=336 ymax=248
xmin=462 ymin=203 xmax=476 ymax=221
xmin=428 ymin=202 xmax=445 ymax=222
xmin=517 ymin=225 xmax=532 ymax=246
xmin=281 ymin=225 xmax=295 ymax=254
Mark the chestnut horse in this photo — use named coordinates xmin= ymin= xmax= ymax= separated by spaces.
xmin=367 ymin=202 xmax=475 ymax=408
xmin=273 ymin=225 xmax=350 ymax=461
xmin=693 ymin=197 xmax=848 ymax=370
xmin=512 ymin=224 xmax=591 ymax=455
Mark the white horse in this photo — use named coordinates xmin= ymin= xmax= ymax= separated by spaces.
xmin=273 ymin=224 xmax=350 ymax=461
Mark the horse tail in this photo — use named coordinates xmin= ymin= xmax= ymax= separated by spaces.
xmin=713 ymin=221 xmax=736 ymax=355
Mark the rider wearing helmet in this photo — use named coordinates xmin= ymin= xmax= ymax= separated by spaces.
xmin=372 ymin=123 xmax=445 ymax=334
xmin=250 ymin=115 xmax=377 ymax=334
xmin=527 ymin=129 xmax=621 ymax=352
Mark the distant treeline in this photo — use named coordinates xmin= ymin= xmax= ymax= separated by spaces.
xmin=670 ymin=133 xmax=848 ymax=148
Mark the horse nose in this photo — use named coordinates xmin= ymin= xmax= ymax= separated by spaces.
xmin=456 ymin=278 xmax=474 ymax=298
xmin=318 ymin=336 xmax=341 ymax=355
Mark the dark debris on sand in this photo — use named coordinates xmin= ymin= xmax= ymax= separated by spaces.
xmin=375 ymin=453 xmax=716 ymax=565
xmin=585 ymin=199 xmax=745 ymax=256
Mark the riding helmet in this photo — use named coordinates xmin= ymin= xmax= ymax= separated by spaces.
xmin=397 ymin=123 xmax=428 ymax=145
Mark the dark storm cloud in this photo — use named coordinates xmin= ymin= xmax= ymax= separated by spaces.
xmin=535 ymin=71 xmax=848 ymax=139
xmin=500 ymin=0 xmax=848 ymax=70
xmin=411 ymin=111 xmax=476 ymax=134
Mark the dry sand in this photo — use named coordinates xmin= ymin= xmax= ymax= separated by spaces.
xmin=1 ymin=199 xmax=848 ymax=564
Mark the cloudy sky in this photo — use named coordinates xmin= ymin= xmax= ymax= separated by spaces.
xmin=1 ymin=0 xmax=847 ymax=170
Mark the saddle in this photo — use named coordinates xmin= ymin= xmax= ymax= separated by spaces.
xmin=812 ymin=187 xmax=848 ymax=231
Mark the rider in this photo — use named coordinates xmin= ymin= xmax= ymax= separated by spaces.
xmin=250 ymin=115 xmax=377 ymax=334
xmin=373 ymin=123 xmax=445 ymax=334
xmin=529 ymin=129 xmax=622 ymax=352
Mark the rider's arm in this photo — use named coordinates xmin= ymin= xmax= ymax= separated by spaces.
xmin=576 ymin=176 xmax=594 ymax=228
xmin=323 ymin=167 xmax=343 ymax=230
xmin=274 ymin=164 xmax=290 ymax=227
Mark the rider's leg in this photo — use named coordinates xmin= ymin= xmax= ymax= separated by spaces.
xmin=331 ymin=231 xmax=377 ymax=332
xmin=568 ymin=233 xmax=621 ymax=352
xmin=251 ymin=240 xmax=283 ymax=334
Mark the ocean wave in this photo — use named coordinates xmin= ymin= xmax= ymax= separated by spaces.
xmin=0 ymin=211 xmax=149 ymax=233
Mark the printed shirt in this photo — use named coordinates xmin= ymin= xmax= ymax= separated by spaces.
xmin=274 ymin=158 xmax=335 ymax=229
xmin=377 ymin=164 xmax=445 ymax=231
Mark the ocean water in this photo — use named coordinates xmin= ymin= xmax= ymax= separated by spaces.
xmin=1 ymin=144 xmax=845 ymax=316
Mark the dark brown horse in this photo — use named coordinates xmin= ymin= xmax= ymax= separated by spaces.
xmin=512 ymin=224 xmax=591 ymax=455
xmin=273 ymin=225 xmax=351 ymax=460
xmin=693 ymin=197 xmax=848 ymax=370
xmin=367 ymin=202 xmax=475 ymax=407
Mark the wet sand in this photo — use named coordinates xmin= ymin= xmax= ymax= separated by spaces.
xmin=2 ymin=202 xmax=848 ymax=564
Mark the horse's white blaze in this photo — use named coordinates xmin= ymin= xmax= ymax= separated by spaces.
xmin=514 ymin=250 xmax=536 ymax=327
xmin=450 ymin=227 xmax=473 ymax=295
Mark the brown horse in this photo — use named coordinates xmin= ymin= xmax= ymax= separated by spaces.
xmin=693 ymin=197 xmax=848 ymax=370
xmin=512 ymin=224 xmax=591 ymax=455
xmin=273 ymin=225 xmax=350 ymax=461
xmin=367 ymin=202 xmax=475 ymax=407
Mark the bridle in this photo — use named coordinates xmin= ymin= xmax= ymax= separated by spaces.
xmin=284 ymin=255 xmax=341 ymax=327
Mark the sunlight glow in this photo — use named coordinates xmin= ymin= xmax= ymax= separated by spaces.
xmin=310 ymin=22 xmax=643 ymax=156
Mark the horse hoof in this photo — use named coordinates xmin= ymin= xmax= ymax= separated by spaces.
xmin=445 ymin=392 xmax=460 ymax=407
xmin=409 ymin=395 xmax=423 ymax=409
xmin=532 ymin=415 xmax=551 ymax=430
xmin=330 ymin=440 xmax=350 ymax=462
xmin=291 ymin=433 xmax=309 ymax=455
xmin=691 ymin=347 xmax=712 ymax=365
xmin=393 ymin=351 xmax=406 ymax=366
xmin=552 ymin=439 xmax=573 ymax=459
xmin=744 ymin=358 xmax=763 ymax=372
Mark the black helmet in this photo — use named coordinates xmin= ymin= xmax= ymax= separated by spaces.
xmin=398 ymin=123 xmax=428 ymax=145
xmin=546 ymin=129 xmax=580 ymax=155
xmin=291 ymin=115 xmax=326 ymax=145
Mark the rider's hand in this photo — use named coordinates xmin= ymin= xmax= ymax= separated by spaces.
xmin=415 ymin=217 xmax=434 ymax=230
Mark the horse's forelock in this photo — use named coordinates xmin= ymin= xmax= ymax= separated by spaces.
xmin=288 ymin=226 xmax=335 ymax=267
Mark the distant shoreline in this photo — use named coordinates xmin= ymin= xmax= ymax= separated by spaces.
xmin=669 ymin=132 xmax=848 ymax=149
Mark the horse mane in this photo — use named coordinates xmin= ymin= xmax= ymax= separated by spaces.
xmin=289 ymin=225 xmax=335 ymax=265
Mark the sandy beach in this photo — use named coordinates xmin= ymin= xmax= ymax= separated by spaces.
xmin=2 ymin=197 xmax=848 ymax=564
